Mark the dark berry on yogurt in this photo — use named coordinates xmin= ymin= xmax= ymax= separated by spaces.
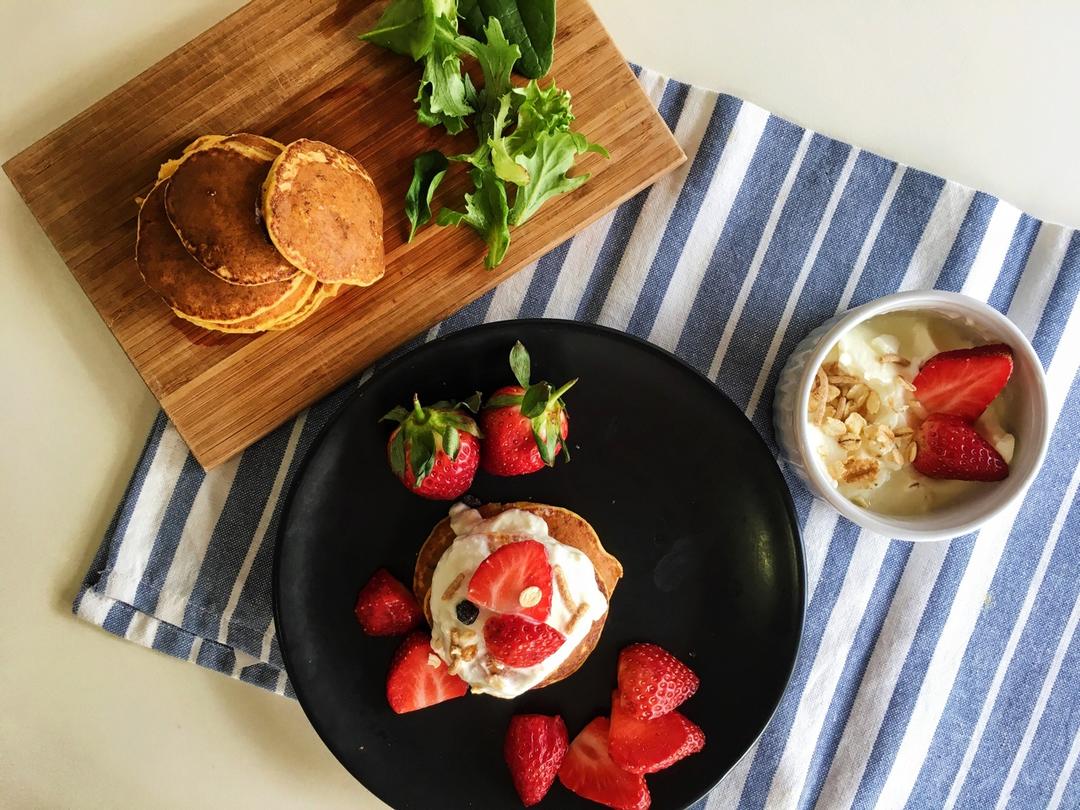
xmin=455 ymin=599 xmax=479 ymax=625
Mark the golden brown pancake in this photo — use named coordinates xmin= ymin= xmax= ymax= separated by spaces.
xmin=262 ymin=138 xmax=384 ymax=286
xmin=164 ymin=136 xmax=297 ymax=285
xmin=414 ymin=502 xmax=623 ymax=689
xmin=156 ymin=133 xmax=282 ymax=184
xmin=267 ymin=282 xmax=342 ymax=331
xmin=137 ymin=180 xmax=310 ymax=324
xmin=168 ymin=274 xmax=317 ymax=333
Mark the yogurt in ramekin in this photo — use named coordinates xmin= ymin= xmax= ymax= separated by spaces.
xmin=773 ymin=290 xmax=1049 ymax=542
xmin=805 ymin=310 xmax=1017 ymax=516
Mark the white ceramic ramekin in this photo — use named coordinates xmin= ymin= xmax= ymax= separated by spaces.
xmin=773 ymin=290 xmax=1050 ymax=542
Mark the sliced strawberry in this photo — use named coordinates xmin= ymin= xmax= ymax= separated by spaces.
xmin=386 ymin=631 xmax=468 ymax=714
xmin=504 ymin=714 xmax=568 ymax=807
xmin=617 ymin=643 xmax=700 ymax=720
xmin=913 ymin=343 xmax=1013 ymax=421
xmin=354 ymin=568 xmax=423 ymax=636
xmin=609 ymin=690 xmax=705 ymax=774
xmin=468 ymin=539 xmax=553 ymax=622
xmin=914 ymin=413 xmax=1009 ymax=481
xmin=559 ymin=717 xmax=650 ymax=810
xmin=484 ymin=614 xmax=565 ymax=668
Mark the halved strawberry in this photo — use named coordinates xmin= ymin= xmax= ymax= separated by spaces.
xmin=504 ymin=714 xmax=568 ymax=807
xmin=609 ymin=690 xmax=705 ymax=774
xmin=914 ymin=413 xmax=1009 ymax=481
xmin=468 ymin=540 xmax=553 ymax=622
xmin=913 ymin=344 xmax=1013 ymax=421
xmin=484 ymin=614 xmax=565 ymax=668
xmin=617 ymin=643 xmax=700 ymax=720
xmin=559 ymin=717 xmax=650 ymax=810
xmin=354 ymin=568 xmax=423 ymax=636
xmin=386 ymin=632 xmax=468 ymax=714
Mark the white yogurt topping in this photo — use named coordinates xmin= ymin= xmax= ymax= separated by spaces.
xmin=428 ymin=504 xmax=607 ymax=698
xmin=807 ymin=310 xmax=1016 ymax=516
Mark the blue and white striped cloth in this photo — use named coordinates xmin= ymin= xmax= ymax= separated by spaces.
xmin=74 ymin=67 xmax=1080 ymax=809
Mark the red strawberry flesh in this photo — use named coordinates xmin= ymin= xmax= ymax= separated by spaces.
xmin=558 ymin=717 xmax=650 ymax=810
xmin=468 ymin=539 xmax=553 ymax=622
xmin=913 ymin=343 xmax=1013 ymax=421
xmin=480 ymin=385 xmax=570 ymax=477
xmin=914 ymin=413 xmax=1009 ymax=481
xmin=484 ymin=614 xmax=565 ymax=668
xmin=617 ymin=643 xmax=700 ymax=720
xmin=504 ymin=714 xmax=568 ymax=807
xmin=389 ymin=429 xmax=480 ymax=501
xmin=386 ymin=632 xmax=468 ymax=714
xmin=609 ymin=690 xmax=705 ymax=774
xmin=354 ymin=568 xmax=423 ymax=636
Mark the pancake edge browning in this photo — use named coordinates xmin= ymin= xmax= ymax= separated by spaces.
xmin=169 ymin=273 xmax=319 ymax=333
xmin=413 ymin=502 xmax=623 ymax=690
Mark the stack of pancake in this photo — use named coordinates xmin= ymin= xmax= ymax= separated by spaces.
xmin=136 ymin=133 xmax=383 ymax=333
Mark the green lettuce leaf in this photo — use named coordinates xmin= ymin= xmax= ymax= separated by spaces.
xmin=360 ymin=0 xmax=436 ymax=61
xmin=437 ymin=167 xmax=511 ymax=269
xmin=415 ymin=13 xmax=473 ymax=133
xmin=508 ymin=130 xmax=608 ymax=226
xmin=504 ymin=80 xmax=574 ymax=156
xmin=362 ymin=0 xmax=474 ymax=135
xmin=457 ymin=0 xmax=556 ymax=79
xmin=488 ymin=94 xmax=529 ymax=185
xmin=405 ymin=150 xmax=450 ymax=241
xmin=458 ymin=18 xmax=520 ymax=143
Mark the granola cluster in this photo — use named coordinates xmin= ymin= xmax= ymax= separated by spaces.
xmin=446 ymin=627 xmax=479 ymax=676
xmin=807 ymin=357 xmax=922 ymax=498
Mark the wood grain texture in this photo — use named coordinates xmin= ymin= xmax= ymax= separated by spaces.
xmin=4 ymin=0 xmax=684 ymax=469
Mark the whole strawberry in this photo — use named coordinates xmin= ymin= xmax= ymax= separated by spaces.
xmin=480 ymin=341 xmax=576 ymax=476
xmin=381 ymin=394 xmax=481 ymax=500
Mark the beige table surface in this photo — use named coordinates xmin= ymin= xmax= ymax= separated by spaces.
xmin=2 ymin=1 xmax=1078 ymax=808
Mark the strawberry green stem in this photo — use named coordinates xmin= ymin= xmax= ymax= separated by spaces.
xmin=550 ymin=379 xmax=578 ymax=402
xmin=411 ymin=394 xmax=427 ymax=423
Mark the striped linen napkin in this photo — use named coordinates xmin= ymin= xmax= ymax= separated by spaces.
xmin=74 ymin=67 xmax=1080 ymax=809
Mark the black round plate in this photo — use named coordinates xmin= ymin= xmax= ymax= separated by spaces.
xmin=275 ymin=320 xmax=804 ymax=810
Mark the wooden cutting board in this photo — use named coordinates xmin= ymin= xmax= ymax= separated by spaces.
xmin=4 ymin=0 xmax=684 ymax=469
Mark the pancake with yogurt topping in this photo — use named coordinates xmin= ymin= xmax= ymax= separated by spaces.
xmin=414 ymin=501 xmax=622 ymax=697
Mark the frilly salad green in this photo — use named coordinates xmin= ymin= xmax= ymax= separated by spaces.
xmin=361 ymin=0 xmax=607 ymax=268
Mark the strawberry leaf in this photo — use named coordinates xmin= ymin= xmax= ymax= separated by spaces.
xmin=533 ymin=419 xmax=555 ymax=466
xmin=443 ymin=424 xmax=461 ymax=459
xmin=510 ymin=341 xmax=531 ymax=387
xmin=486 ymin=393 xmax=523 ymax=408
xmin=410 ymin=430 xmax=436 ymax=488
xmin=389 ymin=430 xmax=407 ymax=477
xmin=461 ymin=391 xmax=483 ymax=413
xmin=543 ymin=413 xmax=559 ymax=464
xmin=520 ymin=382 xmax=550 ymax=418
xmin=381 ymin=405 xmax=410 ymax=423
